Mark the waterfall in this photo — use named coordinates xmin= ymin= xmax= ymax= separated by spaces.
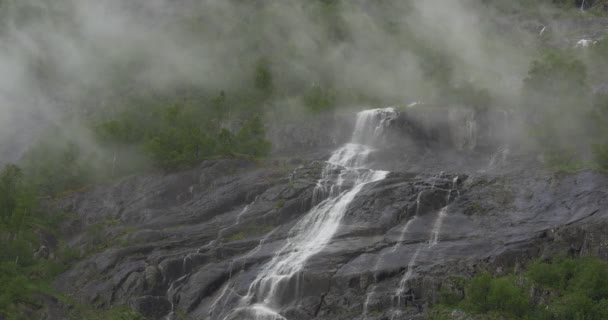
xmin=217 ymin=108 xmax=395 ymax=320
xmin=392 ymin=217 xmax=418 ymax=253
xmin=393 ymin=245 xmax=423 ymax=308
xmin=351 ymin=107 xmax=397 ymax=146
xmin=364 ymin=171 xmax=452 ymax=318
xmin=479 ymin=147 xmax=510 ymax=173
xmin=166 ymin=199 xmax=261 ymax=320
xmin=208 ymin=229 xmax=280 ymax=319
xmin=429 ymin=207 xmax=448 ymax=246
xmin=414 ymin=191 xmax=423 ymax=216
xmin=429 ymin=176 xmax=458 ymax=246
xmin=362 ymin=216 xmax=419 ymax=317
xmin=391 ymin=176 xmax=459 ymax=317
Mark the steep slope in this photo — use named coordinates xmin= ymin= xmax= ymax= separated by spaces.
xmin=52 ymin=107 xmax=608 ymax=320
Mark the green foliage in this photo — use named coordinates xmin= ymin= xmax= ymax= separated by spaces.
xmin=485 ymin=276 xmax=530 ymax=317
xmin=433 ymin=256 xmax=608 ymax=320
xmin=445 ymin=84 xmax=493 ymax=111
xmin=0 ymin=165 xmax=28 ymax=231
xmin=210 ymin=91 xmax=229 ymax=125
xmin=0 ymin=164 xmax=86 ymax=319
xmin=101 ymin=307 xmax=145 ymax=320
xmin=524 ymin=51 xmax=589 ymax=102
xmin=275 ymin=199 xmax=286 ymax=209
xmin=369 ymin=310 xmax=382 ymax=317
xmin=68 ymin=305 xmax=145 ymax=320
xmin=523 ymin=50 xmax=592 ymax=167
xmin=94 ymin=95 xmax=271 ymax=172
xmin=21 ymin=137 xmax=94 ymax=197
xmin=224 ymin=224 xmax=274 ymax=242
xmin=439 ymin=276 xmax=466 ymax=307
xmin=464 ymin=273 xmax=529 ymax=317
xmin=142 ymin=108 xmax=271 ymax=170
xmin=590 ymin=93 xmax=608 ymax=171
xmin=523 ymin=41 xmax=608 ymax=172
xmin=226 ymin=232 xmax=245 ymax=242
xmin=217 ymin=128 xmax=236 ymax=156
xmin=20 ymin=119 xmax=150 ymax=196
xmin=553 ymin=292 xmax=596 ymax=319
xmin=144 ymin=124 xmax=216 ymax=170
xmin=551 ymin=0 xmax=583 ymax=9
xmin=527 ymin=258 xmax=572 ymax=289
xmin=466 ymin=272 xmax=492 ymax=312
xmin=0 ymin=162 xmax=143 ymax=319
xmin=0 ymin=261 xmax=34 ymax=319
xmin=235 ymin=116 xmax=272 ymax=158
xmin=567 ymin=257 xmax=608 ymax=299
xmin=303 ymin=84 xmax=336 ymax=114
xmin=406 ymin=38 xmax=496 ymax=111
xmin=95 ymin=117 xmax=144 ymax=145
xmin=253 ymin=57 xmax=274 ymax=104
xmin=593 ymin=144 xmax=608 ymax=171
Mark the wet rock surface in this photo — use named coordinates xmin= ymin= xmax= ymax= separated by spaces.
xmin=52 ymin=149 xmax=608 ymax=319
xmin=47 ymin=105 xmax=608 ymax=320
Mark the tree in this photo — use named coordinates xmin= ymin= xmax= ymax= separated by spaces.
xmin=590 ymin=93 xmax=608 ymax=170
xmin=485 ymin=276 xmax=529 ymax=317
xmin=22 ymin=139 xmax=91 ymax=196
xmin=522 ymin=50 xmax=591 ymax=166
xmin=0 ymin=165 xmax=22 ymax=228
xmin=303 ymin=84 xmax=336 ymax=114
xmin=253 ymin=57 xmax=274 ymax=105
xmin=145 ymin=126 xmax=216 ymax=171
xmin=236 ymin=116 xmax=271 ymax=157
xmin=210 ymin=91 xmax=229 ymax=127
xmin=467 ymin=273 xmax=492 ymax=312
xmin=217 ymin=128 xmax=235 ymax=156
xmin=524 ymin=51 xmax=589 ymax=105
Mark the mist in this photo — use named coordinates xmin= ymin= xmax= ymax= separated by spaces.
xmin=0 ymin=0 xmax=594 ymax=167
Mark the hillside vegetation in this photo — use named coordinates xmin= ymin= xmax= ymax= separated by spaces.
xmin=430 ymin=257 xmax=608 ymax=319
xmin=1 ymin=1 xmax=608 ymax=319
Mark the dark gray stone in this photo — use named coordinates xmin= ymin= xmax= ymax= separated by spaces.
xmin=48 ymin=98 xmax=608 ymax=320
xmin=130 ymin=296 xmax=172 ymax=320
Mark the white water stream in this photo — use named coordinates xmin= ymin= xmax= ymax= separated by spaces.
xmin=216 ymin=108 xmax=396 ymax=320
xmin=390 ymin=176 xmax=459 ymax=319
xmin=361 ymin=216 xmax=419 ymax=316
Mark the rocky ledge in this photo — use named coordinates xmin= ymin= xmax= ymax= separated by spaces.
xmin=51 ymin=154 xmax=608 ymax=319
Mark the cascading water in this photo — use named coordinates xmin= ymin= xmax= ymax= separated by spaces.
xmin=208 ymin=229 xmax=280 ymax=319
xmin=392 ymin=217 xmax=419 ymax=253
xmin=479 ymin=147 xmax=510 ymax=173
xmin=364 ymin=172 xmax=456 ymax=319
xmin=429 ymin=176 xmax=458 ymax=246
xmin=361 ymin=216 xmax=419 ymax=317
xmin=429 ymin=207 xmax=448 ymax=246
xmin=218 ymin=108 xmax=395 ymax=320
xmin=391 ymin=176 xmax=459 ymax=319
xmin=166 ymin=200 xmax=260 ymax=320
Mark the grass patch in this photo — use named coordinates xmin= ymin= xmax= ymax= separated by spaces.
xmin=430 ymin=256 xmax=608 ymax=320
xmin=275 ymin=199 xmax=286 ymax=209
xmin=224 ymin=225 xmax=275 ymax=242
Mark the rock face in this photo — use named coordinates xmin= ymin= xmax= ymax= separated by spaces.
xmin=54 ymin=106 xmax=608 ymax=320
xmin=267 ymin=111 xmax=355 ymax=158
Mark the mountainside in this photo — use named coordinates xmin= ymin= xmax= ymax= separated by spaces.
xmin=50 ymin=107 xmax=608 ymax=320
xmin=3 ymin=1 xmax=608 ymax=320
